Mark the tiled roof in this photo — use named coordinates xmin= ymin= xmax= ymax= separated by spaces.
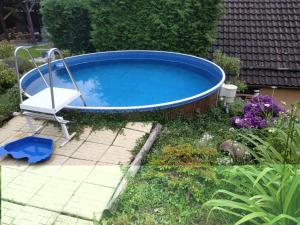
xmin=210 ymin=0 xmax=300 ymax=87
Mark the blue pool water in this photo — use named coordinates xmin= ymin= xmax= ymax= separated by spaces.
xmin=21 ymin=51 xmax=225 ymax=111
xmin=24 ymin=59 xmax=218 ymax=107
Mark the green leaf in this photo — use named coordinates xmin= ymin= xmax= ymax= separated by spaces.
xmin=283 ymin=173 xmax=300 ymax=213
xmin=269 ymin=214 xmax=300 ymax=224
xmin=235 ymin=212 xmax=268 ymax=225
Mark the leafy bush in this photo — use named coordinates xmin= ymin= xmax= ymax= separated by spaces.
xmin=2 ymin=57 xmax=34 ymax=74
xmin=0 ymin=41 xmax=34 ymax=74
xmin=88 ymin=0 xmax=223 ymax=56
xmin=228 ymin=79 xmax=247 ymax=93
xmin=203 ymin=164 xmax=300 ymax=225
xmin=213 ymin=49 xmax=240 ymax=78
xmin=147 ymin=143 xmax=218 ymax=204
xmin=151 ymin=144 xmax=217 ymax=166
xmin=0 ymin=40 xmax=14 ymax=59
xmin=231 ymin=95 xmax=284 ymax=129
xmin=0 ymin=86 xmax=19 ymax=124
xmin=41 ymin=0 xmax=93 ymax=53
xmin=0 ymin=62 xmax=16 ymax=89
xmin=228 ymin=99 xmax=244 ymax=117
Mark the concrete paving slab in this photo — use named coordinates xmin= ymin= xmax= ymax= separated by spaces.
xmin=125 ymin=122 xmax=153 ymax=133
xmin=87 ymin=129 xmax=119 ymax=145
xmin=54 ymin=158 xmax=96 ymax=181
xmin=1 ymin=167 xmax=22 ymax=188
xmin=3 ymin=172 xmax=49 ymax=204
xmin=55 ymin=138 xmax=84 ymax=157
xmin=1 ymin=201 xmax=23 ymax=225
xmin=85 ymin=165 xmax=124 ymax=188
xmin=113 ymin=128 xmax=146 ymax=149
xmin=1 ymin=117 xmax=27 ymax=131
xmin=0 ymin=157 xmax=30 ymax=171
xmin=99 ymin=145 xmax=133 ymax=165
xmin=54 ymin=214 xmax=95 ymax=225
xmin=39 ymin=124 xmax=63 ymax=137
xmin=79 ymin=127 xmax=92 ymax=140
xmin=25 ymin=154 xmax=69 ymax=176
xmin=11 ymin=205 xmax=58 ymax=225
xmin=0 ymin=128 xmax=23 ymax=144
xmin=72 ymin=142 xmax=109 ymax=161
xmin=63 ymin=183 xmax=115 ymax=220
xmin=29 ymin=177 xmax=80 ymax=212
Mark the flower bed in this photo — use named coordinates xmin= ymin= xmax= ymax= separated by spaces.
xmin=231 ymin=95 xmax=284 ymax=129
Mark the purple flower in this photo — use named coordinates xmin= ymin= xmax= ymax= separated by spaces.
xmin=231 ymin=95 xmax=284 ymax=129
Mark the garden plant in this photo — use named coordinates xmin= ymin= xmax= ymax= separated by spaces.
xmin=203 ymin=164 xmax=300 ymax=225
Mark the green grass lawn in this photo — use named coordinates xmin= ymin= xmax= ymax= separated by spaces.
xmin=18 ymin=44 xmax=51 ymax=59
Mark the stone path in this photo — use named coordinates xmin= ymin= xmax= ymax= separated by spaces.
xmin=0 ymin=116 xmax=153 ymax=225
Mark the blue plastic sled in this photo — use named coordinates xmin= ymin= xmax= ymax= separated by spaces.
xmin=0 ymin=136 xmax=54 ymax=164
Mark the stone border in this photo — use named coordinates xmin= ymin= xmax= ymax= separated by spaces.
xmin=104 ymin=123 xmax=163 ymax=213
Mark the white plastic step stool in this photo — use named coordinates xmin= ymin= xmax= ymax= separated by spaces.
xmin=20 ymin=87 xmax=80 ymax=114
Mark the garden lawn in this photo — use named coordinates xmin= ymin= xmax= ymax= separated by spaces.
xmin=18 ymin=44 xmax=51 ymax=59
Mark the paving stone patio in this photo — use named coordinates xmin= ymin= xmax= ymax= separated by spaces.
xmin=1 ymin=116 xmax=153 ymax=225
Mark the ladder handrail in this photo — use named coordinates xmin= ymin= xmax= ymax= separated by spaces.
xmin=47 ymin=48 xmax=86 ymax=109
xmin=14 ymin=46 xmax=49 ymax=103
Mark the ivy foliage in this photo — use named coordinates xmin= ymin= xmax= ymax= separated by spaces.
xmin=88 ymin=0 xmax=223 ymax=56
xmin=41 ymin=0 xmax=93 ymax=53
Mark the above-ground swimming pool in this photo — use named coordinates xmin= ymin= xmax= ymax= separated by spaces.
xmin=21 ymin=51 xmax=225 ymax=113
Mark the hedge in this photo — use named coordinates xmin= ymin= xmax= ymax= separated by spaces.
xmin=41 ymin=0 xmax=93 ymax=53
xmin=88 ymin=0 xmax=223 ymax=56
xmin=41 ymin=0 xmax=223 ymax=56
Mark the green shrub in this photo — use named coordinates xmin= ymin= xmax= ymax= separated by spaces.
xmin=213 ymin=49 xmax=240 ymax=78
xmin=228 ymin=99 xmax=244 ymax=117
xmin=41 ymin=0 xmax=93 ymax=53
xmin=0 ymin=40 xmax=34 ymax=74
xmin=0 ymin=62 xmax=16 ymax=89
xmin=3 ymin=57 xmax=34 ymax=74
xmin=17 ymin=57 xmax=35 ymax=74
xmin=0 ymin=40 xmax=14 ymax=59
xmin=203 ymin=164 xmax=300 ymax=225
xmin=0 ymin=86 xmax=19 ymax=124
xmin=151 ymin=144 xmax=217 ymax=166
xmin=88 ymin=0 xmax=223 ymax=56
xmin=228 ymin=79 xmax=247 ymax=93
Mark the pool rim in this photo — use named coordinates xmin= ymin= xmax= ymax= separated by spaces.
xmin=20 ymin=50 xmax=225 ymax=112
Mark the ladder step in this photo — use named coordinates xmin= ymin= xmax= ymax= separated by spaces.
xmin=20 ymin=87 xmax=80 ymax=114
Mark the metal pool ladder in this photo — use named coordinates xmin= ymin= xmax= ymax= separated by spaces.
xmin=14 ymin=47 xmax=86 ymax=146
